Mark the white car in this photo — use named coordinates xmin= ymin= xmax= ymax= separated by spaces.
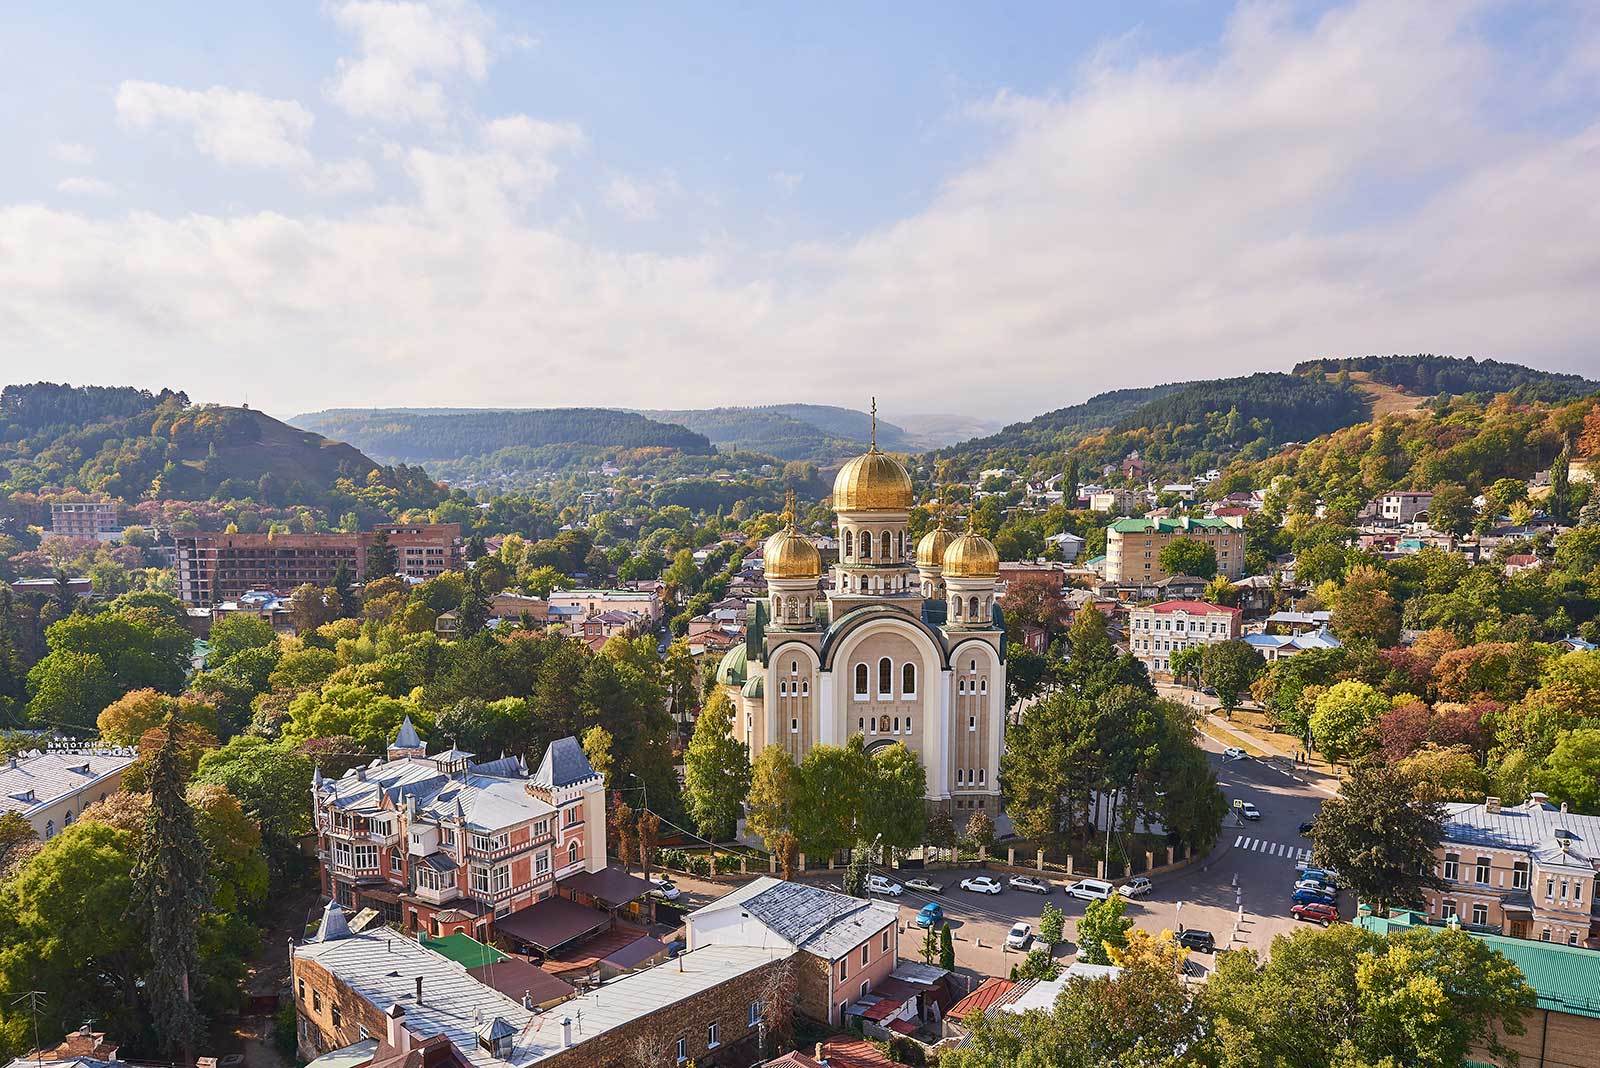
xmin=1238 ymin=801 xmax=1262 ymax=821
xmin=1222 ymin=746 xmax=1248 ymax=761
xmin=961 ymin=875 xmax=1003 ymax=895
xmin=1006 ymin=922 xmax=1033 ymax=950
xmin=647 ymin=876 xmax=680 ymax=901
xmin=866 ymin=874 xmax=903 ymax=897
xmin=1118 ymin=876 xmax=1153 ymax=898
xmin=1065 ymin=878 xmax=1114 ymax=901
xmin=1008 ymin=874 xmax=1053 ymax=895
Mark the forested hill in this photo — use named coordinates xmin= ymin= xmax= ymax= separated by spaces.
xmin=635 ymin=403 xmax=919 ymax=461
xmin=927 ymin=355 xmax=1598 ymax=482
xmin=0 ymin=382 xmax=392 ymax=501
xmin=292 ymin=408 xmax=716 ymax=463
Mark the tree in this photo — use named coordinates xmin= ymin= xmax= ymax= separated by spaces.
xmin=1169 ymin=644 xmax=1204 ymax=687
xmin=612 ymin=798 xmax=638 ymax=872
xmin=1550 ymin=445 xmax=1571 ymax=523
xmin=1063 ymin=457 xmax=1080 ymax=504
xmin=193 ymin=735 xmax=313 ymax=876
xmin=745 ymin=745 xmax=798 ymax=845
xmin=683 ymin=691 xmax=751 ymax=841
xmin=287 ymin=583 xmax=337 ymax=633
xmin=920 ymin=923 xmax=939 ymax=965
xmin=0 ymin=810 xmax=36 ymax=871
xmin=1014 ymin=948 xmax=1060 ymax=980
xmin=1038 ymin=902 xmax=1064 ymax=946
xmin=1310 ymin=680 xmax=1388 ymax=764
xmin=581 ymin=725 xmax=615 ymax=790
xmin=1076 ymin=893 xmax=1133 ymax=965
xmin=1331 ymin=564 xmax=1400 ymax=646
xmin=456 ymin=570 xmax=490 ymax=639
xmin=793 ymin=738 xmax=867 ymax=858
xmin=842 ymin=844 xmax=869 ymax=898
xmin=636 ymin=809 xmax=660 ymax=871
xmin=1397 ymin=745 xmax=1487 ymax=802
xmin=925 ymin=809 xmax=955 ymax=862
xmin=861 ymin=742 xmax=926 ymax=852
xmin=939 ymin=924 xmax=955 ymax=970
xmin=1200 ymin=639 xmax=1263 ymax=716
xmin=1535 ymin=728 xmax=1600 ymax=813
xmin=132 ymin=720 xmax=214 ymax=1060
xmin=365 ymin=530 xmax=398 ymax=581
xmin=964 ymin=809 xmax=995 ymax=852
xmin=1158 ymin=536 xmax=1217 ymax=579
xmin=332 ymin=561 xmax=356 ymax=617
xmin=1428 ymin=482 xmax=1473 ymax=535
xmin=207 ymin=614 xmax=278 ymax=666
xmin=1312 ymin=761 xmax=1444 ymax=914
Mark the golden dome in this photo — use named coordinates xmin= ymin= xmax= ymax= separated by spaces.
xmin=763 ymin=526 xmax=821 ymax=579
xmin=832 ymin=450 xmax=914 ymax=512
xmin=916 ymin=522 xmax=957 ymax=569
xmin=942 ymin=524 xmax=999 ymax=579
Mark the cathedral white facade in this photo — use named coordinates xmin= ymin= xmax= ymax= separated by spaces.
xmin=716 ymin=423 xmax=1006 ymax=814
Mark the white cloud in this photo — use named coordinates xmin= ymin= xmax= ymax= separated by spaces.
xmin=6 ymin=0 xmax=1600 ymax=417
xmin=603 ymin=173 xmax=680 ymax=221
xmin=770 ymin=170 xmax=803 ymax=195
xmin=50 ymin=142 xmax=95 ymax=165
xmin=327 ymin=0 xmax=494 ymax=123
xmin=55 ymin=177 xmax=117 ymax=197
xmin=117 ymin=81 xmax=316 ymax=169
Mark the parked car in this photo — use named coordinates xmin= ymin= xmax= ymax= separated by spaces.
xmin=1238 ymin=801 xmax=1261 ymax=820
xmin=1295 ymin=866 xmax=1341 ymax=888
xmin=866 ymin=874 xmax=903 ymax=897
xmin=647 ymin=876 xmax=680 ymax=901
xmin=1065 ymin=878 xmax=1114 ymax=901
xmin=1222 ymin=746 xmax=1248 ymax=761
xmin=1006 ymin=922 xmax=1033 ymax=950
xmin=1009 ymin=875 xmax=1053 ymax=895
xmin=1177 ymin=929 xmax=1216 ymax=953
xmin=1118 ymin=876 xmax=1153 ymax=898
xmin=1298 ymin=820 xmax=1316 ymax=836
xmin=903 ymin=877 xmax=944 ymax=894
xmin=1294 ymin=878 xmax=1337 ymax=896
xmin=1290 ymin=901 xmax=1340 ymax=925
xmin=915 ymin=902 xmax=945 ymax=929
xmin=1292 ymin=887 xmax=1337 ymax=906
xmin=961 ymin=875 xmax=1003 ymax=895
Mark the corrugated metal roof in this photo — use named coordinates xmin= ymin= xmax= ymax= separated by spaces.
xmin=690 ymin=877 xmax=897 ymax=959
xmin=1441 ymin=799 xmax=1600 ymax=869
xmin=0 ymin=748 xmax=137 ymax=817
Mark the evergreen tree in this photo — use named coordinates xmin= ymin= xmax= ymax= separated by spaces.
xmin=1551 ymin=445 xmax=1571 ymax=523
xmin=939 ymin=924 xmax=955 ymax=970
xmin=132 ymin=719 xmax=215 ymax=1061
xmin=1063 ymin=457 xmax=1080 ymax=504
xmin=364 ymin=530 xmax=398 ymax=582
xmin=842 ymin=844 xmax=869 ymax=898
xmin=456 ymin=571 xmax=490 ymax=639
xmin=464 ymin=533 xmax=487 ymax=561
xmin=332 ymin=561 xmax=356 ymax=619
xmin=921 ymin=924 xmax=940 ymax=966
xmin=52 ymin=570 xmax=77 ymax=617
xmin=683 ymin=691 xmax=752 ymax=841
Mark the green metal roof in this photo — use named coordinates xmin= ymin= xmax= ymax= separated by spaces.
xmin=1358 ymin=911 xmax=1600 ymax=1020
xmin=420 ymin=932 xmax=509 ymax=969
xmin=1108 ymin=517 xmax=1232 ymax=534
xmin=715 ymin=643 xmax=747 ymax=686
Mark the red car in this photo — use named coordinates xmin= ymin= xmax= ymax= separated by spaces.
xmin=1291 ymin=901 xmax=1340 ymax=926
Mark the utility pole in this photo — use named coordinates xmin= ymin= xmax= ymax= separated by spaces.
xmin=629 ymin=772 xmax=650 ymax=888
xmin=11 ymin=991 xmax=46 ymax=1068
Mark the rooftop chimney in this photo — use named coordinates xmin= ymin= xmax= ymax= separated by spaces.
xmin=1528 ymin=791 xmax=1550 ymax=808
xmin=386 ymin=1003 xmax=409 ymax=1054
xmin=561 ymin=1019 xmax=572 ymax=1049
xmin=1484 ymin=796 xmax=1501 ymax=814
xmin=415 ymin=976 xmax=424 ymax=1006
xmin=1560 ymin=801 xmax=1569 ymax=814
xmin=816 ymin=1042 xmax=828 ymax=1065
xmin=522 ymin=993 xmax=533 ymax=1011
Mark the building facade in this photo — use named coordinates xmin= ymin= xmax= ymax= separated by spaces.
xmin=175 ymin=524 xmax=460 ymax=605
xmin=1375 ymin=491 xmax=1435 ymax=524
xmin=716 ymin=425 xmax=1007 ymax=815
xmin=48 ymin=501 xmax=121 ymax=539
xmin=0 ymin=746 xmax=137 ymax=839
xmin=311 ymin=720 xmax=606 ymax=941
xmin=1419 ymin=795 xmax=1600 ymax=949
xmin=1104 ymin=517 xmax=1246 ymax=584
xmin=1128 ymin=600 xmax=1242 ymax=676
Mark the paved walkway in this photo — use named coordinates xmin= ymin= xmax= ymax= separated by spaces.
xmin=1200 ymin=714 xmax=1342 ymax=798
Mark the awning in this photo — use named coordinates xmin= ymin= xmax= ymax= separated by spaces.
xmin=493 ymin=896 xmax=611 ymax=953
xmin=304 ymin=1039 xmax=378 ymax=1068
xmin=561 ymin=866 xmax=651 ymax=907
xmin=465 ymin=956 xmax=576 ymax=1006
xmin=603 ymin=935 xmax=669 ymax=971
xmin=356 ymin=888 xmax=401 ymax=905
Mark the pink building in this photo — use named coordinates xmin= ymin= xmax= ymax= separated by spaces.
xmin=1128 ymin=599 xmax=1242 ymax=676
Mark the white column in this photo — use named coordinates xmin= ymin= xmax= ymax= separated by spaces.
xmin=818 ymin=671 xmax=838 ymax=746
xmin=931 ymin=670 xmax=952 ymax=798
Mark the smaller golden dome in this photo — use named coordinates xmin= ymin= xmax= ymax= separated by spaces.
xmin=763 ymin=495 xmax=821 ymax=579
xmin=916 ymin=522 xmax=957 ymax=569
xmin=942 ymin=523 xmax=999 ymax=579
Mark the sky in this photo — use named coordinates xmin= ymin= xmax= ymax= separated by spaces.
xmin=1 ymin=0 xmax=1598 ymax=423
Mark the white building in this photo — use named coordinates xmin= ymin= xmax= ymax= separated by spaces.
xmin=0 ymin=746 xmax=138 ymax=839
xmin=1128 ymin=600 xmax=1242 ymax=676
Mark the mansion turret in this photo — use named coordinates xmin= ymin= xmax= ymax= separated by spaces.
xmin=717 ymin=410 xmax=1006 ymax=816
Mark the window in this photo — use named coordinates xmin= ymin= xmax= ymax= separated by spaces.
xmin=893 ymin=717 xmax=900 ymax=733
xmin=790 ymin=718 xmax=799 ymax=734
xmin=1570 ymin=931 xmax=1580 ymax=946
xmin=969 ymin=595 xmax=980 ymax=618
xmin=313 ymin=991 xmax=322 ymax=1013
xmin=855 ymin=664 xmax=869 ymax=696
xmin=1512 ymin=861 xmax=1530 ymax=890
xmin=881 ymin=930 xmax=890 ymax=953
xmin=1546 ymin=878 xmax=1555 ymax=900
xmin=879 ymin=658 xmax=893 ymax=696
xmin=860 ymin=534 xmax=871 ymax=559
xmin=956 ymin=769 xmax=964 ymax=785
xmin=298 ymin=979 xmax=305 ymax=1002
xmin=1443 ymin=853 xmax=1459 ymax=881
xmin=471 ymin=832 xmax=508 ymax=853
xmin=1441 ymin=899 xmax=1456 ymax=919
xmin=978 ymin=768 xmax=986 ymax=785
xmin=1541 ymin=927 xmax=1552 ymax=942
xmin=471 ymin=865 xmax=492 ymax=894
xmin=1474 ymin=856 xmax=1490 ymax=885
xmin=1575 ymin=881 xmax=1583 ymax=904
xmin=676 ymin=1037 xmax=687 ymax=1063
xmin=391 ymin=850 xmax=403 ymax=873
xmin=1471 ymin=903 xmax=1488 ymax=926
xmin=839 ymin=959 xmax=848 ymax=981
xmin=535 ymin=852 xmax=550 ymax=876
xmin=861 ymin=944 xmax=869 ymax=966
xmin=565 ymin=807 xmax=580 ymax=826
xmin=707 ymin=1022 xmax=719 ymax=1049
xmin=860 ymin=979 xmax=870 ymax=998
xmin=801 ymin=680 xmax=809 ymax=696
xmin=779 ymin=680 xmax=787 ymax=696
xmin=969 ymin=715 xmax=977 ymax=732
xmin=45 ymin=820 xmax=53 ymax=839
xmin=568 ymin=841 xmax=579 ymax=866
xmin=352 ymin=844 xmax=377 ymax=870
xmin=979 ymin=677 xmax=988 ymax=695
xmin=332 ymin=1006 xmax=341 ymax=1028
xmin=902 ymin=663 xmax=916 ymax=696
xmin=839 ymin=1002 xmax=849 ymax=1024
xmin=897 ymin=531 xmax=904 ymax=557
xmin=790 ymin=659 xmax=799 ymax=675
xmin=881 ymin=531 xmax=892 ymax=559
xmin=906 ymin=717 xmax=913 ymax=733
xmin=749 ymin=1001 xmax=761 ymax=1027
xmin=844 ymin=530 xmax=853 ymax=558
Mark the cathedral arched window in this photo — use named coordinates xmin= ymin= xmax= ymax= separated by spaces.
xmin=902 ymin=663 xmax=916 ymax=696
xmin=879 ymin=715 xmax=891 ymax=734
xmin=952 ymin=596 xmax=963 ymax=617
xmin=881 ymin=531 xmax=892 ymax=559
xmin=790 ymin=659 xmax=799 ymax=674
xmin=844 ymin=530 xmax=853 ymax=557
xmin=860 ymin=534 xmax=871 ymax=559
xmin=855 ymin=663 xmax=869 ymax=696
xmin=878 ymin=657 xmax=893 ymax=696
xmin=980 ymin=678 xmax=988 ymax=695
xmin=801 ymin=680 xmax=809 ymax=696
xmin=896 ymin=531 xmax=904 ymax=558
xmin=969 ymin=595 xmax=980 ymax=619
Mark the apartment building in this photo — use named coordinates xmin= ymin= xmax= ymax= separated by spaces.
xmin=544 ymin=588 xmax=663 ymax=625
xmin=292 ymin=900 xmax=793 ymax=1068
xmin=1104 ymin=517 xmax=1246 ymax=583
xmin=174 ymin=523 xmax=460 ymax=605
xmin=0 ymin=746 xmax=137 ymax=839
xmin=312 ymin=720 xmax=606 ymax=941
xmin=48 ymin=500 xmax=121 ymax=540
xmin=1420 ymin=795 xmax=1599 ymax=949
xmin=1374 ymin=491 xmax=1435 ymax=525
xmin=1127 ymin=600 xmax=1242 ymax=676
xmin=686 ymin=877 xmax=902 ymax=1027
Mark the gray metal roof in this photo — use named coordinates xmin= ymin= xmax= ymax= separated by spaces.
xmin=691 ymin=876 xmax=899 ymax=959
xmin=0 ymin=748 xmax=137 ymax=817
xmin=530 ymin=737 xmax=597 ymax=790
xmin=393 ymin=715 xmax=422 ymax=749
xmin=1442 ymin=799 xmax=1600 ymax=869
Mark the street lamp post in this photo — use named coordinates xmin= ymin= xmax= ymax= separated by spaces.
xmin=629 ymin=772 xmax=649 ymax=887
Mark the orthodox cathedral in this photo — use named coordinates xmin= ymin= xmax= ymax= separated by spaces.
xmin=717 ymin=406 xmax=1005 ymax=815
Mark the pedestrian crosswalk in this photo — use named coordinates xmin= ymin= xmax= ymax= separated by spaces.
xmin=1233 ymin=835 xmax=1313 ymax=864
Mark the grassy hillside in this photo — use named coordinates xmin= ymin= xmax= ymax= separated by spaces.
xmin=293 ymin=408 xmax=715 ymax=463
xmin=0 ymin=383 xmax=387 ymax=501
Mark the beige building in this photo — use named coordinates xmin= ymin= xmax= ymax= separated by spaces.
xmin=1104 ymin=517 xmax=1246 ymax=584
xmin=1128 ymin=600 xmax=1242 ymax=676
xmin=1420 ymin=794 xmax=1599 ymax=948
xmin=49 ymin=500 xmax=121 ymax=539
xmin=0 ymin=747 xmax=138 ymax=840
xmin=716 ymin=415 xmax=1006 ymax=815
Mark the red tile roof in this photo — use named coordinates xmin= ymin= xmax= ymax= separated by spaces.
xmin=1148 ymin=599 xmax=1239 ymax=616
xmin=763 ymin=1054 xmax=823 ymax=1068
xmin=819 ymin=1038 xmax=899 ymax=1068
xmin=946 ymin=976 xmax=1018 ymax=1021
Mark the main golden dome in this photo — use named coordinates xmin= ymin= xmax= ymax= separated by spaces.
xmin=832 ymin=450 xmax=914 ymax=512
xmin=763 ymin=525 xmax=821 ymax=579
xmin=942 ymin=526 xmax=999 ymax=578
xmin=916 ymin=522 xmax=958 ymax=568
